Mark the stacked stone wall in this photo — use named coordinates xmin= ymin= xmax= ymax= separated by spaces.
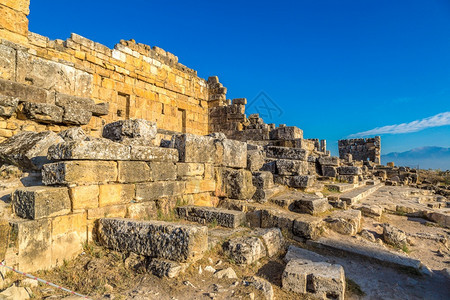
xmin=338 ymin=137 xmax=381 ymax=163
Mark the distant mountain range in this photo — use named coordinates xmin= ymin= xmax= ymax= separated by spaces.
xmin=381 ymin=146 xmax=450 ymax=170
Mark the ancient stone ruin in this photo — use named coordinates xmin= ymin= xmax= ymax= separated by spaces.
xmin=0 ymin=1 xmax=449 ymax=299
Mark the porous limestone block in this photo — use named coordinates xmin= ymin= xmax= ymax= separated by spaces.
xmin=87 ymin=205 xmax=127 ymax=220
xmin=9 ymin=219 xmax=52 ymax=272
xmin=292 ymin=197 xmax=330 ymax=216
xmin=215 ymin=167 xmax=256 ymax=200
xmin=382 ymin=224 xmax=408 ymax=248
xmin=58 ymin=127 xmax=88 ymax=142
xmin=148 ymin=162 xmax=177 ymax=181
xmin=135 ymin=181 xmax=185 ymax=202
xmin=0 ymin=131 xmax=64 ymax=170
xmin=102 ymin=119 xmax=157 ymax=145
xmin=177 ymin=162 xmax=205 ymax=178
xmin=184 ymin=179 xmax=215 ymax=194
xmin=98 ymin=184 xmax=135 ymax=207
xmin=148 ymin=259 xmax=184 ymax=278
xmin=69 ymin=185 xmax=99 ymax=210
xmin=223 ymin=236 xmax=266 ymax=264
xmin=275 ymin=159 xmax=309 ymax=176
xmin=269 ymin=126 xmax=303 ymax=140
xmin=337 ymin=166 xmax=362 ymax=175
xmin=293 ymin=215 xmax=323 ymax=240
xmin=252 ymin=171 xmax=274 ymax=189
xmin=176 ymin=206 xmax=245 ymax=228
xmin=266 ymin=146 xmax=307 ymax=161
xmin=47 ymin=139 xmax=131 ymax=161
xmin=325 ymin=210 xmax=362 ymax=236
xmin=130 ymin=146 xmax=178 ymax=162
xmin=51 ymin=213 xmax=87 ymax=266
xmin=42 ymin=161 xmax=117 ymax=185
xmin=12 ymin=186 xmax=71 ymax=219
xmin=247 ymin=149 xmax=265 ymax=172
xmin=22 ymin=102 xmax=64 ymax=123
xmin=97 ymin=218 xmax=208 ymax=263
xmin=253 ymin=228 xmax=284 ymax=257
xmin=274 ymin=175 xmax=315 ymax=188
xmin=322 ymin=165 xmax=337 ymax=177
xmin=171 ymin=133 xmax=215 ymax=163
xmin=214 ymin=138 xmax=247 ymax=168
xmin=318 ymin=156 xmax=340 ymax=166
xmin=118 ymin=161 xmax=152 ymax=183
xmin=282 ymin=259 xmax=345 ymax=300
xmin=60 ymin=105 xmax=92 ymax=125
xmin=126 ymin=201 xmax=157 ymax=220
xmin=0 ymin=95 xmax=19 ymax=117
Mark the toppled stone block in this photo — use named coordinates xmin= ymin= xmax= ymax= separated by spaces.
xmin=12 ymin=186 xmax=71 ymax=219
xmin=266 ymin=146 xmax=307 ymax=161
xmin=216 ymin=168 xmax=256 ymax=199
xmin=292 ymin=197 xmax=330 ymax=216
xmin=359 ymin=205 xmax=383 ymax=219
xmin=97 ymin=218 xmax=208 ymax=262
xmin=135 ymin=181 xmax=185 ymax=201
xmin=58 ymin=127 xmax=89 ymax=142
xmin=47 ymin=139 xmax=131 ymax=161
xmin=426 ymin=212 xmax=450 ymax=228
xmin=223 ymin=236 xmax=266 ymax=264
xmin=282 ymin=259 xmax=345 ymax=300
xmin=284 ymin=245 xmax=326 ymax=263
xmin=171 ymin=133 xmax=215 ymax=163
xmin=337 ymin=166 xmax=362 ymax=175
xmin=0 ymin=95 xmax=19 ymax=117
xmin=60 ymin=105 xmax=92 ymax=125
xmin=247 ymin=149 xmax=265 ymax=172
xmin=270 ymin=126 xmax=303 ymax=140
xmin=42 ymin=161 xmax=117 ymax=185
xmin=382 ymin=224 xmax=408 ymax=248
xmin=253 ymin=228 xmax=284 ymax=257
xmin=102 ymin=119 xmax=157 ymax=145
xmin=293 ymin=215 xmax=323 ymax=239
xmin=130 ymin=146 xmax=178 ymax=162
xmin=274 ymin=175 xmax=315 ymax=188
xmin=318 ymin=156 xmax=339 ymax=166
xmin=0 ymin=131 xmax=64 ymax=170
xmin=176 ymin=206 xmax=245 ymax=228
xmin=22 ymin=102 xmax=64 ymax=123
xmin=147 ymin=259 xmax=184 ymax=278
xmin=91 ymin=102 xmax=109 ymax=116
xmin=325 ymin=210 xmax=362 ymax=236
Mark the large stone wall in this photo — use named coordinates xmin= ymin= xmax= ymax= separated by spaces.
xmin=0 ymin=0 xmax=212 ymax=141
xmin=338 ymin=136 xmax=381 ymax=163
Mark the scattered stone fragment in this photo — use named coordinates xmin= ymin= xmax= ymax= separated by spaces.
xmin=252 ymin=228 xmax=284 ymax=257
xmin=382 ymin=224 xmax=409 ymax=249
xmin=0 ymin=285 xmax=31 ymax=300
xmin=0 ymin=95 xmax=19 ymax=117
xmin=58 ymin=127 xmax=89 ymax=142
xmin=246 ymin=276 xmax=274 ymax=300
xmin=360 ymin=229 xmax=377 ymax=243
xmin=214 ymin=267 xmax=237 ymax=279
xmin=147 ymin=259 xmax=183 ymax=278
xmin=325 ymin=209 xmax=362 ymax=236
xmin=204 ymin=266 xmax=216 ymax=273
xmin=102 ymin=119 xmax=157 ymax=145
xmin=223 ymin=236 xmax=266 ymax=265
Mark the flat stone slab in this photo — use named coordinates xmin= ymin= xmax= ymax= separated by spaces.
xmin=97 ymin=218 xmax=208 ymax=263
xmin=102 ymin=119 xmax=157 ymax=145
xmin=176 ymin=206 xmax=245 ymax=228
xmin=47 ymin=139 xmax=131 ymax=161
xmin=339 ymin=184 xmax=382 ymax=205
xmin=282 ymin=259 xmax=345 ymax=300
xmin=272 ymin=191 xmax=330 ymax=215
xmin=283 ymin=245 xmax=327 ymax=263
xmin=12 ymin=186 xmax=71 ymax=219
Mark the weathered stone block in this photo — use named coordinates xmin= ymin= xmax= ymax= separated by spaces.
xmin=47 ymin=139 xmax=131 ymax=161
xmin=147 ymin=259 xmax=183 ymax=278
xmin=266 ymin=146 xmax=307 ymax=161
xmin=247 ymin=149 xmax=265 ymax=172
xmin=127 ymin=201 xmax=157 ymax=219
xmin=318 ymin=156 xmax=339 ymax=166
xmin=42 ymin=161 xmax=117 ymax=185
xmin=337 ymin=166 xmax=362 ymax=175
xmin=223 ymin=236 xmax=266 ymax=264
xmin=171 ymin=133 xmax=215 ymax=163
xmin=0 ymin=78 xmax=52 ymax=104
xmin=130 ymin=146 xmax=178 ymax=162
xmin=292 ymin=197 xmax=330 ymax=216
xmin=103 ymin=119 xmax=157 ymax=145
xmin=60 ymin=105 xmax=92 ymax=125
xmin=274 ymin=175 xmax=315 ymax=188
xmin=135 ymin=181 xmax=185 ymax=201
xmin=177 ymin=162 xmax=204 ymax=178
xmin=176 ymin=206 xmax=245 ymax=228
xmin=0 ymin=95 xmax=19 ymax=117
xmin=214 ymin=138 xmax=247 ymax=168
xmin=97 ymin=218 xmax=208 ymax=262
xmin=325 ymin=210 xmax=362 ymax=236
xmin=215 ymin=168 xmax=256 ymax=200
xmin=382 ymin=224 xmax=408 ymax=248
xmin=275 ymin=159 xmax=309 ymax=175
xmin=91 ymin=102 xmax=109 ymax=116
xmin=58 ymin=127 xmax=89 ymax=142
xmin=98 ymin=184 xmax=135 ymax=207
xmin=282 ymin=259 xmax=345 ymax=300
xmin=22 ymin=102 xmax=64 ymax=123
xmin=293 ymin=215 xmax=323 ymax=240
xmin=253 ymin=171 xmax=274 ymax=189
xmin=270 ymin=126 xmax=303 ymax=140
xmin=261 ymin=209 xmax=296 ymax=233
xmin=0 ymin=219 xmax=10 ymax=261
xmin=118 ymin=161 xmax=151 ymax=183
xmin=87 ymin=205 xmax=127 ymax=220
xmin=185 ymin=179 xmax=215 ymax=194
xmin=253 ymin=228 xmax=284 ymax=257
xmin=0 ymin=131 xmax=63 ymax=171
xmin=69 ymin=185 xmax=99 ymax=210
xmin=322 ymin=165 xmax=337 ymax=177
xmin=12 ymin=186 xmax=71 ymax=219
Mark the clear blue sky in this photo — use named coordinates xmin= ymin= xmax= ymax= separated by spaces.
xmin=28 ymin=0 xmax=450 ymax=156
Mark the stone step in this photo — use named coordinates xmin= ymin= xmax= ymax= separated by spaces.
xmin=271 ymin=191 xmax=330 ymax=216
xmin=176 ymin=206 xmax=246 ymax=228
xmin=336 ymin=183 xmax=382 ymax=205
xmin=306 ymin=236 xmax=428 ymax=274
xmin=325 ymin=183 xmax=359 ymax=193
xmin=96 ymin=218 xmax=208 ymax=263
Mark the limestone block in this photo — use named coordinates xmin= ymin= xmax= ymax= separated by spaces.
xmin=292 ymin=197 xmax=330 ymax=216
xmin=261 ymin=209 xmax=297 ymax=233
xmin=135 ymin=181 xmax=185 ymax=201
xmin=318 ymin=156 xmax=340 ymax=166
xmin=0 ymin=219 xmax=10 ymax=261
xmin=97 ymin=218 xmax=208 ymax=262
xmin=55 ymin=93 xmax=94 ymax=110
xmin=87 ymin=205 xmax=127 ymax=220
xmin=247 ymin=149 xmax=265 ymax=172
xmin=0 ymin=95 xmax=19 ymax=117
xmin=325 ymin=210 xmax=362 ymax=236
xmin=98 ymin=184 xmax=135 ymax=207
xmin=126 ymin=201 xmax=157 ymax=219
xmin=382 ymin=224 xmax=408 ymax=248
xmin=60 ymin=105 xmax=92 ymax=125
xmin=47 ymin=139 xmax=131 ymax=161
xmin=0 ymin=131 xmax=64 ymax=170
xmin=91 ymin=102 xmax=109 ymax=116
xmin=102 ymin=119 xmax=157 ymax=145
xmin=0 ymin=4 xmax=29 ymax=36
xmin=0 ymin=78 xmax=53 ymax=104
xmin=176 ymin=206 xmax=245 ymax=228
xmin=282 ymin=259 xmax=345 ymax=300
xmin=214 ymin=138 xmax=247 ymax=168
xmin=185 ymin=179 xmax=215 ymax=194
xmin=337 ymin=166 xmax=362 ymax=175
xmin=266 ymin=146 xmax=307 ymax=161
xmin=253 ymin=228 xmax=284 ymax=257
xmin=269 ymin=126 xmax=303 ymax=140
xmin=322 ymin=165 xmax=337 ymax=177
xmin=274 ymin=175 xmax=315 ymax=188
xmin=223 ymin=236 xmax=266 ymax=264
xmin=58 ymin=127 xmax=89 ymax=142
xmin=177 ymin=162 xmax=204 ymax=178
xmin=147 ymin=258 xmax=184 ymax=278
xmin=118 ymin=161 xmax=151 ymax=183
xmin=130 ymin=146 xmax=178 ymax=162
xmin=215 ymin=168 xmax=256 ymax=200
xmin=171 ymin=133 xmax=215 ymax=163
xmin=51 ymin=213 xmax=87 ymax=266
xmin=9 ymin=219 xmax=52 ymax=272
xmin=293 ymin=215 xmax=323 ymax=240
xmin=252 ymin=171 xmax=274 ymax=189
xmin=12 ymin=186 xmax=71 ymax=219
xmin=247 ymin=276 xmax=274 ymax=300
xmin=0 ymin=44 xmax=16 ymax=81
xmin=42 ymin=161 xmax=117 ymax=185
xmin=22 ymin=102 xmax=64 ymax=123
xmin=69 ymin=185 xmax=99 ymax=210
xmin=275 ymin=159 xmax=309 ymax=175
